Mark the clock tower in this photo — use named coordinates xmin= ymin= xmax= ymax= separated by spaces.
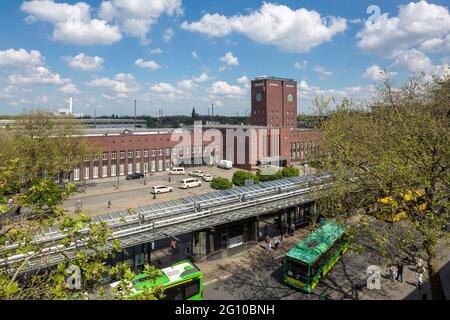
xmin=250 ymin=76 xmax=297 ymax=128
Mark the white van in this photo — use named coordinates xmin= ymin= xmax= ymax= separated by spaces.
xmin=217 ymin=160 xmax=233 ymax=169
xmin=169 ymin=167 xmax=185 ymax=175
xmin=179 ymin=178 xmax=202 ymax=189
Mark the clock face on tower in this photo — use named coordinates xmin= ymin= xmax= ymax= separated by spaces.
xmin=256 ymin=92 xmax=262 ymax=102
xmin=287 ymin=94 xmax=293 ymax=103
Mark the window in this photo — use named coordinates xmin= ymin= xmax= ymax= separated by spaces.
xmin=158 ymin=148 xmax=163 ymax=157
xmin=111 ymin=152 xmax=116 ymax=160
xmin=186 ymin=147 xmax=190 ymax=155
xmin=102 ymin=153 xmax=108 ymax=161
xmin=120 ymin=151 xmax=125 ymax=159
xmin=84 ymin=166 xmax=90 ymax=180
xmin=184 ymin=279 xmax=200 ymax=299
xmin=111 ymin=163 xmax=116 ymax=176
xmin=84 ymin=155 xmax=89 ymax=162
xmin=93 ymin=165 xmax=99 ymax=178
xmin=128 ymin=151 xmax=133 ymax=158
xmin=136 ymin=150 xmax=141 ymax=158
xmin=165 ymin=159 xmax=170 ymax=171
xmin=151 ymin=149 xmax=156 ymax=157
xmin=285 ymin=258 xmax=310 ymax=283
xmin=165 ymin=148 xmax=171 ymax=156
xmin=144 ymin=149 xmax=149 ymax=158
xmin=172 ymin=147 xmax=177 ymax=156
xmin=73 ymin=168 xmax=80 ymax=181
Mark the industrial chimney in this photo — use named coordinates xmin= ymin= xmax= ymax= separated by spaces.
xmin=69 ymin=96 xmax=73 ymax=114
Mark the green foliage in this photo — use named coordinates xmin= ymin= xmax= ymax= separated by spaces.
xmin=317 ymin=74 xmax=450 ymax=300
xmin=210 ymin=177 xmax=233 ymax=190
xmin=232 ymin=170 xmax=258 ymax=186
xmin=0 ymin=111 xmax=160 ymax=300
xmin=256 ymin=169 xmax=283 ymax=182
xmin=281 ymin=166 xmax=299 ymax=178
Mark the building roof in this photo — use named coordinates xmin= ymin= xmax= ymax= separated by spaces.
xmin=252 ymin=76 xmax=296 ymax=82
xmin=286 ymin=221 xmax=346 ymax=265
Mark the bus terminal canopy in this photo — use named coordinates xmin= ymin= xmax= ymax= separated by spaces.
xmin=286 ymin=222 xmax=346 ymax=265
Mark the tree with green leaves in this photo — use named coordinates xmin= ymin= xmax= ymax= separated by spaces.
xmin=0 ymin=112 xmax=161 ymax=300
xmin=210 ymin=177 xmax=233 ymax=190
xmin=316 ymin=74 xmax=449 ymax=300
xmin=232 ymin=170 xmax=258 ymax=186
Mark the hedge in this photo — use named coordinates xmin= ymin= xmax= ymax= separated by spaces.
xmin=210 ymin=177 xmax=233 ymax=190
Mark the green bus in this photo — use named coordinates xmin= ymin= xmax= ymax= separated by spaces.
xmin=110 ymin=260 xmax=203 ymax=300
xmin=283 ymin=221 xmax=349 ymax=293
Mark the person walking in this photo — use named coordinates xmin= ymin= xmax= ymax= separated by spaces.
xmin=290 ymin=223 xmax=295 ymax=236
xmin=318 ymin=214 xmax=325 ymax=226
xmin=416 ymin=257 xmax=424 ymax=270
xmin=417 ymin=270 xmax=424 ymax=290
xmin=264 ymin=235 xmax=271 ymax=252
xmin=396 ymin=261 xmax=404 ymax=282
xmin=170 ymin=239 xmax=179 ymax=254
xmin=388 ymin=265 xmax=397 ymax=282
xmin=273 ymin=236 xmax=281 ymax=250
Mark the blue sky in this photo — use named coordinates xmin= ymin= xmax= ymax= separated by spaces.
xmin=0 ymin=0 xmax=449 ymax=116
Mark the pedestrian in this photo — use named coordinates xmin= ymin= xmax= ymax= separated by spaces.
xmin=170 ymin=239 xmax=179 ymax=254
xmin=318 ymin=214 xmax=325 ymax=226
xmin=290 ymin=223 xmax=295 ymax=236
xmin=264 ymin=235 xmax=271 ymax=252
xmin=273 ymin=236 xmax=280 ymax=250
xmin=416 ymin=257 xmax=424 ymax=270
xmin=263 ymin=224 xmax=269 ymax=238
xmin=396 ymin=261 xmax=404 ymax=282
xmin=388 ymin=265 xmax=397 ymax=282
xmin=417 ymin=271 xmax=424 ymax=290
xmin=282 ymin=222 xmax=289 ymax=238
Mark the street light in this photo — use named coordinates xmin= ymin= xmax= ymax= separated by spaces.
xmin=117 ymin=163 xmax=120 ymax=188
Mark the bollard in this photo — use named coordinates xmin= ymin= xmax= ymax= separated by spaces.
xmin=108 ymin=200 xmax=111 ymax=208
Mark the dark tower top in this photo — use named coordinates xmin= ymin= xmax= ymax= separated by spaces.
xmin=250 ymin=76 xmax=297 ymax=128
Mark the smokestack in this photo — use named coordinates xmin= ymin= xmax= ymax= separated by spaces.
xmin=134 ymin=99 xmax=137 ymax=129
xmin=69 ymin=97 xmax=73 ymax=114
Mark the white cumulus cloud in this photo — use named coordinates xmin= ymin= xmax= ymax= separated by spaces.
xmin=0 ymin=48 xmax=44 ymax=66
xmin=135 ymin=59 xmax=161 ymax=71
xmin=21 ymin=0 xmax=122 ymax=46
xmin=357 ymin=1 xmax=450 ymax=56
xmin=65 ymin=53 xmax=104 ymax=71
xmin=181 ymin=3 xmax=347 ymax=53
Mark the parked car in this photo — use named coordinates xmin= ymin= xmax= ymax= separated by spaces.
xmin=217 ymin=160 xmax=233 ymax=169
xmin=169 ymin=167 xmax=186 ymax=175
xmin=150 ymin=185 xmax=174 ymax=194
xmin=126 ymin=173 xmax=144 ymax=180
xmin=179 ymin=178 xmax=202 ymax=189
xmin=202 ymin=174 xmax=213 ymax=182
xmin=189 ymin=170 xmax=205 ymax=177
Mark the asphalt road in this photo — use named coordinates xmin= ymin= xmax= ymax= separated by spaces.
xmin=63 ymin=166 xmax=241 ymax=216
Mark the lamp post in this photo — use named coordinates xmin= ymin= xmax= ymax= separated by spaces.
xmin=117 ymin=163 xmax=120 ymax=188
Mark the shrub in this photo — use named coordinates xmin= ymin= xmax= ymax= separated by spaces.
xmin=282 ymin=166 xmax=299 ymax=177
xmin=232 ymin=170 xmax=257 ymax=186
xmin=256 ymin=169 xmax=283 ymax=182
xmin=210 ymin=177 xmax=233 ymax=190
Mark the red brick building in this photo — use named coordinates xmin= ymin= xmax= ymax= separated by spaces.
xmin=68 ymin=76 xmax=321 ymax=182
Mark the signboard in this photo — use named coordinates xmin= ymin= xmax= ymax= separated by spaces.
xmin=135 ymin=253 xmax=145 ymax=267
xmin=228 ymin=235 xmax=243 ymax=249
